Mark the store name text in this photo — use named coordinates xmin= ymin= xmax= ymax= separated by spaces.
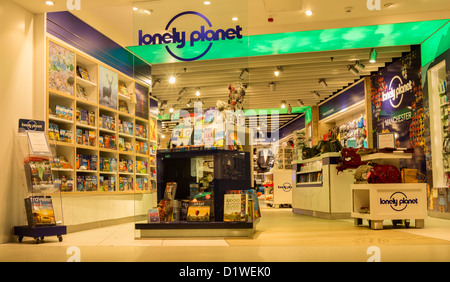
xmin=382 ymin=75 xmax=413 ymax=108
xmin=379 ymin=192 xmax=418 ymax=211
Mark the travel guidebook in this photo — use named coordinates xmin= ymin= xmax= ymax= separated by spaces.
xmin=24 ymin=196 xmax=56 ymax=228
xmin=187 ymin=192 xmax=213 ymax=222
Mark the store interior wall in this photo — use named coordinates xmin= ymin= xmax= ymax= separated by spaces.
xmin=0 ymin=0 xmax=36 ymax=244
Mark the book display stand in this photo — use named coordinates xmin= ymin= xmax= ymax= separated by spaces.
xmin=14 ymin=120 xmax=67 ymax=244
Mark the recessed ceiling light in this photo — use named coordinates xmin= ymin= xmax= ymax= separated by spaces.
xmin=305 ymin=10 xmax=313 ymax=16
xmin=232 ymin=17 xmax=239 ymax=21
xmin=195 ymin=89 xmax=201 ymax=96
xmin=45 ymin=1 xmax=55 ymax=5
xmin=169 ymin=76 xmax=176 ymax=84
xmin=133 ymin=7 xmax=138 ymax=11
xmin=204 ymin=1 xmax=211 ymax=5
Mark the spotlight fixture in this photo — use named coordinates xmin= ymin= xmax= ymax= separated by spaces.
xmin=45 ymin=1 xmax=55 ymax=5
xmin=160 ymin=100 xmax=168 ymax=108
xmin=169 ymin=107 xmax=174 ymax=113
xmin=169 ymin=76 xmax=176 ymax=84
xmin=133 ymin=7 xmax=138 ymax=11
xmin=239 ymin=69 xmax=249 ymax=80
xmin=152 ymin=78 xmax=161 ymax=89
xmin=203 ymin=1 xmax=211 ymax=5
xmin=318 ymin=78 xmax=328 ymax=88
xmin=297 ymin=99 xmax=304 ymax=107
xmin=354 ymin=61 xmax=365 ymax=72
xmin=305 ymin=10 xmax=313 ymax=16
xmin=144 ymin=9 xmax=153 ymax=15
xmin=232 ymin=17 xmax=239 ymax=21
xmin=269 ymin=82 xmax=276 ymax=92
xmin=195 ymin=88 xmax=201 ymax=96
xmin=287 ymin=104 xmax=292 ymax=114
xmin=186 ymin=99 xmax=192 ymax=107
xmin=369 ymin=48 xmax=377 ymax=63
xmin=313 ymin=91 xmax=321 ymax=98
xmin=274 ymin=66 xmax=284 ymax=77
xmin=348 ymin=65 xmax=359 ymax=75
xmin=178 ymin=87 xmax=187 ymax=96
xmin=280 ymin=100 xmax=286 ymax=109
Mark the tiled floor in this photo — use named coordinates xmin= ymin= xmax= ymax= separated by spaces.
xmin=1 ymin=206 xmax=450 ymax=262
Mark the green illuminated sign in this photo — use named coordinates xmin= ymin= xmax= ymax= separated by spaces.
xmin=128 ymin=19 xmax=449 ymax=64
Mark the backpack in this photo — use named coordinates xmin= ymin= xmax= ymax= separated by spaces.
xmin=367 ymin=164 xmax=402 ymax=184
xmin=336 ymin=147 xmax=367 ymax=173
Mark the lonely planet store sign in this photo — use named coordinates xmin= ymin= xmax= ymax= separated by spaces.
xmin=138 ymin=11 xmax=244 ymax=62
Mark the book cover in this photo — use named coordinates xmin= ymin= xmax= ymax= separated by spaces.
xmin=223 ymin=194 xmax=242 ymax=222
xmin=187 ymin=206 xmax=210 ymax=222
xmin=24 ymin=196 xmax=56 ymax=228
xmin=164 ymin=182 xmax=177 ymax=200
xmin=148 ymin=208 xmax=160 ymax=223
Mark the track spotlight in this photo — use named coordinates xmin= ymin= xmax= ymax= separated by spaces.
xmin=348 ymin=65 xmax=359 ymax=75
xmin=354 ymin=61 xmax=365 ymax=71
xmin=269 ymin=82 xmax=276 ymax=91
xmin=186 ymin=99 xmax=192 ymax=107
xmin=280 ymin=100 xmax=286 ymax=109
xmin=274 ymin=66 xmax=284 ymax=77
xmin=152 ymin=78 xmax=161 ymax=89
xmin=319 ymin=78 xmax=328 ymax=88
xmin=239 ymin=69 xmax=249 ymax=80
xmin=169 ymin=106 xmax=174 ymax=113
xmin=179 ymin=87 xmax=187 ymax=96
xmin=160 ymin=100 xmax=168 ymax=108
xmin=313 ymin=91 xmax=321 ymax=98
xmin=369 ymin=48 xmax=377 ymax=63
xmin=287 ymin=104 xmax=292 ymax=114
xmin=195 ymin=88 xmax=201 ymax=96
xmin=297 ymin=99 xmax=304 ymax=107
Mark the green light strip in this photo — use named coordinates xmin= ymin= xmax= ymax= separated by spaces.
xmin=127 ymin=19 xmax=449 ymax=64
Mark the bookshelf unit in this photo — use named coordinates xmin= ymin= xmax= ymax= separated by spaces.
xmin=46 ymin=38 xmax=156 ymax=196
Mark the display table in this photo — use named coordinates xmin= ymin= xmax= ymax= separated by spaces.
xmin=135 ymin=149 xmax=258 ymax=238
xmin=292 ymin=152 xmax=354 ymax=219
xmin=351 ymin=183 xmax=427 ymax=229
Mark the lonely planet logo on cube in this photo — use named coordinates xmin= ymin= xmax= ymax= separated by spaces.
xmin=138 ymin=11 xmax=243 ymax=62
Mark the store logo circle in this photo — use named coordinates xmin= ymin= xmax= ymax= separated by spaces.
xmin=379 ymin=191 xmax=419 ymax=212
xmin=278 ymin=182 xmax=292 ymax=192
xmin=382 ymin=75 xmax=413 ymax=109
xmin=165 ymin=11 xmax=212 ymax=62
xmin=138 ymin=11 xmax=243 ymax=62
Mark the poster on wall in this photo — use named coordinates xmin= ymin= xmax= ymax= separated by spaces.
xmin=135 ymin=83 xmax=149 ymax=120
xmin=48 ymin=42 xmax=75 ymax=95
xmin=99 ymin=65 xmax=118 ymax=110
xmin=371 ymin=49 xmax=424 ymax=149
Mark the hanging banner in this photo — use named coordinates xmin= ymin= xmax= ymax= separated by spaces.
xmin=371 ymin=49 xmax=424 ymax=149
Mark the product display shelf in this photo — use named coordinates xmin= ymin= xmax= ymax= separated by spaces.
xmin=46 ymin=38 xmax=156 ymax=196
xmin=14 ymin=127 xmax=67 ymax=243
xmin=136 ymin=149 xmax=256 ymax=238
xmin=351 ymin=153 xmax=427 ymax=229
xmin=292 ymin=152 xmax=355 ymax=219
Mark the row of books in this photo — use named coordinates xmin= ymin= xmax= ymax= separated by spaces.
xmin=99 ymin=115 xmax=115 ymax=131
xmin=49 ymin=123 xmax=73 ymax=143
xmin=148 ymin=183 xmax=261 ymax=223
xmin=76 ymin=154 xmax=97 ymax=171
xmin=99 ymin=134 xmax=117 ymax=149
xmin=119 ymin=120 xmax=134 ymax=136
xmin=52 ymin=105 xmax=73 ymax=121
xmin=76 ymin=129 xmax=96 ymax=147
xmin=76 ymin=107 xmax=95 ymax=126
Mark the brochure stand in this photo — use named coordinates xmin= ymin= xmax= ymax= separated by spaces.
xmin=14 ymin=119 xmax=67 ymax=244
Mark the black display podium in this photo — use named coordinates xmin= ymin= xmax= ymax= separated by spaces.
xmin=135 ymin=149 xmax=257 ymax=237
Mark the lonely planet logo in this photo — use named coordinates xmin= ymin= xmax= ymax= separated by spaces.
xmin=278 ymin=182 xmax=292 ymax=192
xmin=382 ymin=75 xmax=413 ymax=109
xmin=138 ymin=11 xmax=243 ymax=62
xmin=379 ymin=191 xmax=418 ymax=212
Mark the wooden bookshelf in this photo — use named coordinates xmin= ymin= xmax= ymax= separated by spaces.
xmin=46 ymin=38 xmax=157 ymax=195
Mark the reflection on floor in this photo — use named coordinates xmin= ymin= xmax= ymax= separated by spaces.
xmin=1 ymin=205 xmax=450 ymax=262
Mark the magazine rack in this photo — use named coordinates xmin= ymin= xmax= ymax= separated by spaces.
xmin=14 ymin=120 xmax=67 ymax=244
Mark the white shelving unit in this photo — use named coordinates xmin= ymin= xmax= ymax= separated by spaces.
xmin=292 ymin=152 xmax=355 ymax=219
xmin=263 ymin=170 xmax=292 ymax=208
